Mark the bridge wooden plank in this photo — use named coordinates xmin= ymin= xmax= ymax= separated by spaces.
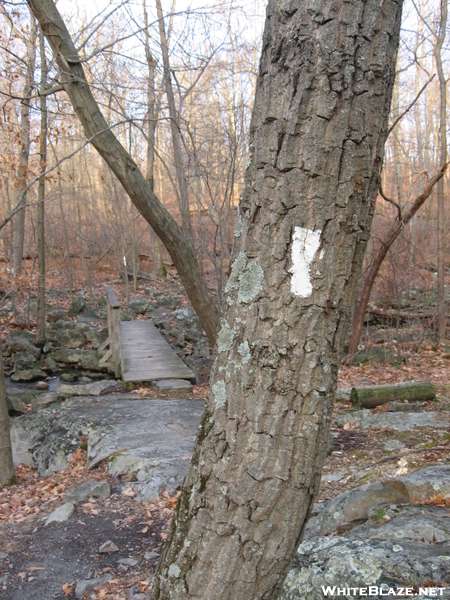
xmin=120 ymin=320 xmax=195 ymax=383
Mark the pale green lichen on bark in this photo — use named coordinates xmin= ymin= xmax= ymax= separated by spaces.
xmin=225 ymin=252 xmax=264 ymax=306
xmin=237 ymin=259 xmax=264 ymax=304
xmin=168 ymin=564 xmax=181 ymax=578
xmin=234 ymin=209 xmax=244 ymax=237
xmin=225 ymin=251 xmax=248 ymax=295
xmin=212 ymin=380 xmax=227 ymax=408
xmin=217 ymin=321 xmax=234 ymax=353
xmin=238 ymin=340 xmax=251 ymax=364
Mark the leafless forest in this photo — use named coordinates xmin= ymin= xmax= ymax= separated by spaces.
xmin=0 ymin=0 xmax=449 ymax=354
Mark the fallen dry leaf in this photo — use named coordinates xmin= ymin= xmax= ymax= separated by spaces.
xmin=62 ymin=583 xmax=73 ymax=596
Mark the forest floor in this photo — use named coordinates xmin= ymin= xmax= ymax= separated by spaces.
xmin=0 ymin=264 xmax=449 ymax=599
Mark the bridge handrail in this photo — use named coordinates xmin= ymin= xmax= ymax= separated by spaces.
xmin=98 ymin=285 xmax=121 ymax=378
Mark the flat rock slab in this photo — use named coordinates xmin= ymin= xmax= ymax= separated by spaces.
xmin=151 ymin=379 xmax=193 ymax=392
xmin=10 ymin=395 xmax=204 ymax=499
xmin=87 ymin=397 xmax=204 ymax=499
xmin=335 ymin=409 xmax=447 ymax=431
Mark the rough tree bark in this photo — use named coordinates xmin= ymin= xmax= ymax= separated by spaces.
xmin=26 ymin=0 xmax=220 ymax=346
xmin=348 ymin=163 xmax=447 ymax=356
xmin=150 ymin=1 xmax=403 ymax=599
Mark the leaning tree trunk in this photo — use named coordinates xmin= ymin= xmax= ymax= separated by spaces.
xmin=151 ymin=1 xmax=403 ymax=599
xmin=26 ymin=0 xmax=220 ymax=347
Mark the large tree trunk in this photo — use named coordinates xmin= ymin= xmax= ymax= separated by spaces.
xmin=151 ymin=1 xmax=403 ymax=599
xmin=26 ymin=0 xmax=220 ymax=347
xmin=348 ymin=164 xmax=447 ymax=356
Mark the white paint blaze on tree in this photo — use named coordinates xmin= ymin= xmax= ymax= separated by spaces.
xmin=151 ymin=1 xmax=403 ymax=599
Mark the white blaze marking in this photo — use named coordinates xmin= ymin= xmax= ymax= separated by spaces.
xmin=289 ymin=226 xmax=321 ymax=297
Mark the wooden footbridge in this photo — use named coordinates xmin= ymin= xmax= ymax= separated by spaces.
xmin=99 ymin=286 xmax=195 ymax=384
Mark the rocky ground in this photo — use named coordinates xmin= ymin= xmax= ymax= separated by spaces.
xmin=0 ymin=279 xmax=449 ymax=599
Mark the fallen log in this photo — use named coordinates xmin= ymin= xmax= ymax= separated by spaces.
xmin=351 ymin=381 xmax=436 ymax=409
xmin=367 ymin=303 xmax=434 ymax=320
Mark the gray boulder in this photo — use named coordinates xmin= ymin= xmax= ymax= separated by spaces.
xmin=281 ymin=536 xmax=450 ymax=600
xmin=10 ymin=402 xmax=95 ymax=475
xmin=306 ymin=466 xmax=450 ymax=539
xmin=128 ymin=296 xmax=153 ymax=314
xmin=64 ymin=480 xmax=110 ymax=503
xmin=13 ymin=351 xmax=37 ymax=370
xmin=45 ymin=306 xmax=68 ymax=322
xmin=305 ymin=479 xmax=409 ymax=538
xmin=45 ymin=502 xmax=74 ymax=525
xmin=350 ymin=504 xmax=450 ymax=543
xmin=6 ymin=332 xmax=41 ymax=358
xmin=57 ymin=380 xmax=122 ymax=398
xmin=77 ymin=307 xmax=107 ymax=324
xmin=85 ymin=329 xmax=108 ymax=349
xmin=6 ymin=394 xmax=24 ymax=414
xmin=50 ymin=348 xmax=101 ymax=371
xmin=283 ymin=491 xmax=450 ymax=600
xmin=75 ymin=575 xmax=112 ymax=600
xmin=32 ymin=392 xmax=59 ymax=410
xmin=11 ymin=369 xmax=47 ymax=382
xmin=55 ymin=327 xmax=86 ymax=349
xmin=68 ymin=296 xmax=87 ymax=316
xmin=60 ymin=372 xmax=79 ymax=382
xmin=152 ymin=379 xmax=193 ymax=392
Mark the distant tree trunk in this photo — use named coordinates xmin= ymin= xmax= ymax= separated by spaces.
xmin=0 ymin=350 xmax=16 ymax=488
xmin=27 ymin=0 xmax=220 ymax=346
xmin=142 ymin=1 xmax=166 ymax=277
xmin=348 ymin=165 xmax=447 ymax=356
xmin=36 ymin=26 xmax=47 ymax=346
xmin=155 ymin=0 xmax=194 ymax=243
xmin=12 ymin=14 xmax=36 ymax=275
xmin=434 ymin=0 xmax=448 ymax=341
xmin=150 ymin=1 xmax=403 ymax=598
